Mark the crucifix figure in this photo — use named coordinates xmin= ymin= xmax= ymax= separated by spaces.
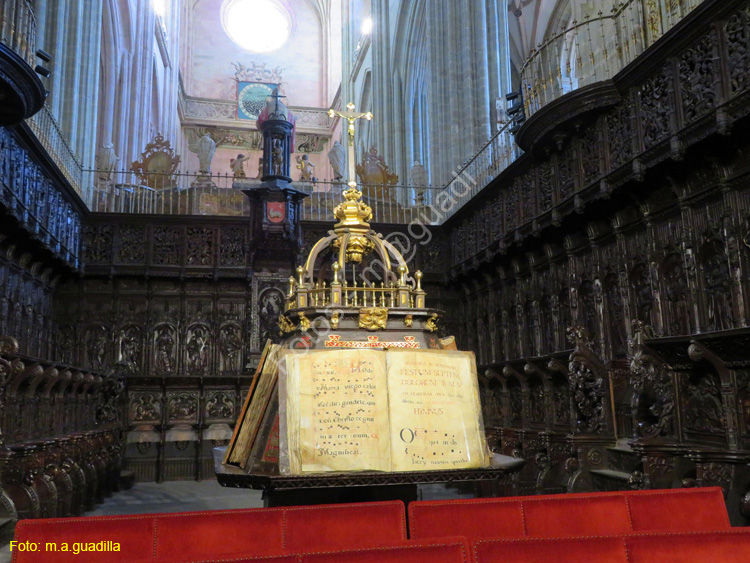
xmin=328 ymin=102 xmax=373 ymax=188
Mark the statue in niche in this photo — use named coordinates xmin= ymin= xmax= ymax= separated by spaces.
xmin=630 ymin=263 xmax=654 ymax=323
xmin=56 ymin=325 xmax=75 ymax=365
xmin=295 ymin=154 xmax=316 ymax=182
xmin=86 ymin=325 xmax=108 ymax=370
xmin=579 ymin=280 xmax=599 ymax=346
xmin=186 ymin=326 xmax=209 ymax=374
xmin=155 ymin=326 xmax=175 ymax=374
xmin=219 ymin=324 xmax=242 ymax=370
xmin=254 ymin=157 xmax=265 ymax=179
xmin=120 ymin=326 xmax=141 ymax=373
xmin=259 ymin=289 xmax=284 ymax=343
xmin=701 ymin=238 xmax=732 ymax=331
xmin=356 ymin=146 xmax=399 ymax=194
xmin=230 ymin=154 xmax=250 ymax=178
xmin=662 ymin=253 xmax=689 ymax=334
xmin=604 ymin=275 xmax=627 ymax=357
xmin=196 ymin=133 xmax=216 ymax=174
xmin=272 ymin=139 xmax=284 ymax=175
xmin=328 ymin=140 xmax=346 ymax=181
xmin=410 ymin=160 xmax=428 ymax=204
xmin=96 ymin=143 xmax=119 ymax=181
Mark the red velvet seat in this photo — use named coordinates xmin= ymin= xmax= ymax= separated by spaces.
xmin=624 ymin=487 xmax=730 ymax=532
xmin=153 ymin=508 xmax=286 ymax=559
xmin=155 ymin=556 xmax=300 ymax=563
xmin=301 ymin=537 xmax=470 ymax=563
xmin=12 ymin=514 xmax=155 ymax=562
xmin=283 ymin=501 xmax=407 ymax=552
xmin=408 ymin=498 xmax=524 ymax=541
xmin=12 ymin=501 xmax=407 ymax=562
xmin=473 ymin=536 xmax=628 ymax=563
xmin=409 ymin=487 xmax=731 ymax=543
xmin=524 ymin=494 xmax=631 ymax=537
xmin=625 ymin=530 xmax=750 ymax=562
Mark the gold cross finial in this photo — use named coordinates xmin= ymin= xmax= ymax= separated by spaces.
xmin=327 ymin=102 xmax=373 ymax=188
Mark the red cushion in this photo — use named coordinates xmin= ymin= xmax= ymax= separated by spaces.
xmin=155 ymin=556 xmax=299 ymax=563
xmin=625 ymin=487 xmax=730 ymax=532
xmin=153 ymin=509 xmax=285 ymax=559
xmin=626 ymin=531 xmax=750 ymax=562
xmin=284 ymin=501 xmax=406 ymax=552
xmin=301 ymin=537 xmax=470 ymax=563
xmin=408 ymin=499 xmax=525 ymax=540
xmin=524 ymin=495 xmax=632 ymax=537
xmin=474 ymin=536 xmax=628 ymax=563
xmin=12 ymin=515 xmax=155 ymax=562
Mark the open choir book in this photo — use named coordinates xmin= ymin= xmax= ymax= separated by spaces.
xmin=279 ymin=349 xmax=490 ymax=474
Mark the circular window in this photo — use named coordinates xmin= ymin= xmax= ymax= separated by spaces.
xmin=221 ymin=0 xmax=292 ymax=53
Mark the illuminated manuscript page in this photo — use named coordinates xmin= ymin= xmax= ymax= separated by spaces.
xmin=283 ymin=350 xmax=391 ymax=474
xmin=386 ymin=350 xmax=490 ymax=472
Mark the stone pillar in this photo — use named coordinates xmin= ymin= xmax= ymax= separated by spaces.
xmin=341 ymin=0 xmax=355 ymax=178
xmin=470 ymin=0 xmax=492 ymax=148
xmin=371 ymin=0 xmax=393 ymax=164
xmin=426 ymin=0 xmax=449 ymax=186
xmin=74 ymin=0 xmax=102 ymax=169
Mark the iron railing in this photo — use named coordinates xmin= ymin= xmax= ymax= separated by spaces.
xmin=433 ymin=121 xmax=519 ymax=222
xmin=83 ymin=169 xmax=443 ymax=224
xmin=26 ymin=105 xmax=84 ymax=195
xmin=520 ymin=0 xmax=703 ymax=118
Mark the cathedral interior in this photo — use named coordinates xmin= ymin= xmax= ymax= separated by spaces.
xmin=2 ymin=0 xmax=750 ymax=549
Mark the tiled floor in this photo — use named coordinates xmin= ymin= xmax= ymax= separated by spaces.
xmin=0 ymin=479 xmax=469 ymax=562
xmin=85 ymin=479 xmax=265 ymax=516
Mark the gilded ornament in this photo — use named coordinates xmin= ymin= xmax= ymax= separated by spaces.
xmin=425 ymin=313 xmax=439 ymax=333
xmin=359 ymin=308 xmax=388 ymax=331
xmin=404 ymin=314 xmax=413 ymax=328
xmin=298 ymin=313 xmax=311 ymax=332
xmin=332 ymin=233 xmax=376 ymax=264
xmin=278 ymin=315 xmax=295 ymax=334
xmin=330 ymin=312 xmax=340 ymax=330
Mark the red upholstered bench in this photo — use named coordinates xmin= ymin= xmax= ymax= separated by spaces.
xmin=283 ymin=501 xmax=407 ymax=552
xmin=473 ymin=529 xmax=750 ymax=563
xmin=12 ymin=501 xmax=406 ymax=562
xmin=625 ymin=530 xmax=750 ymax=562
xmin=156 ymin=556 xmax=302 ymax=563
xmin=408 ymin=492 xmax=631 ymax=541
xmin=143 ymin=539 xmax=469 ymax=563
xmin=12 ymin=514 xmax=156 ymax=562
xmin=474 ymin=536 xmax=629 ymax=563
xmin=152 ymin=508 xmax=286 ymax=560
xmin=409 ymin=487 xmax=730 ymax=542
xmin=409 ymin=497 xmax=525 ymax=541
xmin=300 ymin=537 xmax=471 ymax=563
xmin=155 ymin=556 xmax=302 ymax=563
xmin=523 ymin=494 xmax=631 ymax=537
xmin=623 ymin=487 xmax=730 ymax=532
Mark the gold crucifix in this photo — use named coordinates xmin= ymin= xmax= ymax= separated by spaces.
xmin=328 ymin=102 xmax=373 ymax=188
